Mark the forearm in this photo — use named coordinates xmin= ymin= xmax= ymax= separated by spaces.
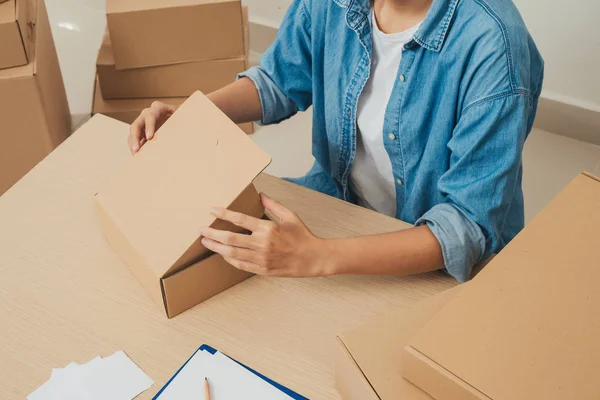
xmin=206 ymin=77 xmax=263 ymax=124
xmin=323 ymin=225 xmax=445 ymax=276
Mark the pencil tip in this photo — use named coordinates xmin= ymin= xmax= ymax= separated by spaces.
xmin=205 ymin=377 xmax=208 ymax=381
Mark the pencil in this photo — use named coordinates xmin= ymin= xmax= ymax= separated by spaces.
xmin=204 ymin=377 xmax=211 ymax=400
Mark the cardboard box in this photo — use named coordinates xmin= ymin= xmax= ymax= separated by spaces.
xmin=0 ymin=0 xmax=35 ymax=69
xmin=106 ymin=0 xmax=245 ymax=70
xmin=97 ymin=6 xmax=250 ymax=100
xmin=95 ymin=91 xmax=271 ymax=318
xmin=92 ymin=79 xmax=255 ymax=134
xmin=335 ymin=287 xmax=461 ymax=400
xmin=403 ymin=172 xmax=600 ymax=400
xmin=0 ymin=0 xmax=70 ymax=195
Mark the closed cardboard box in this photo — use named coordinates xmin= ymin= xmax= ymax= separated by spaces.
xmin=336 ymin=287 xmax=461 ymax=400
xmin=97 ymin=6 xmax=250 ymax=99
xmin=0 ymin=0 xmax=70 ymax=195
xmin=0 ymin=0 xmax=35 ymax=69
xmin=106 ymin=0 xmax=245 ymax=70
xmin=403 ymin=172 xmax=600 ymax=400
xmin=95 ymin=91 xmax=271 ymax=318
xmin=92 ymin=79 xmax=255 ymax=134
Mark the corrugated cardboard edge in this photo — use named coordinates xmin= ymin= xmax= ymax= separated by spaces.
xmin=334 ymin=337 xmax=381 ymax=400
xmin=583 ymin=171 xmax=600 ymax=183
xmin=402 ymin=346 xmax=490 ymax=400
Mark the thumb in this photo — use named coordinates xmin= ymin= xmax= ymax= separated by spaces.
xmin=261 ymin=194 xmax=294 ymax=222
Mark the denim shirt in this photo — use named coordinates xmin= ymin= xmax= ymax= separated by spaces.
xmin=240 ymin=0 xmax=544 ymax=282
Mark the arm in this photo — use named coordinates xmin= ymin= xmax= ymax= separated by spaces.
xmin=128 ymin=0 xmax=312 ymax=153
xmin=199 ymin=94 xmax=534 ymax=281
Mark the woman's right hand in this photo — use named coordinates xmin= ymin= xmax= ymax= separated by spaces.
xmin=128 ymin=101 xmax=178 ymax=154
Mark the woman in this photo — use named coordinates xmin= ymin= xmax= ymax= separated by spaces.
xmin=129 ymin=0 xmax=543 ymax=282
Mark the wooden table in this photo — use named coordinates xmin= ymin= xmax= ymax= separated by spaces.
xmin=0 ymin=115 xmax=455 ymax=399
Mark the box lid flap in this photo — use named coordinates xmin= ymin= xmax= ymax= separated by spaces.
xmin=107 ymin=0 xmax=235 ymax=14
xmin=408 ymin=172 xmax=600 ymax=400
xmin=341 ymin=287 xmax=460 ymax=400
xmin=0 ymin=0 xmax=15 ymax=24
xmin=96 ymin=91 xmax=271 ymax=278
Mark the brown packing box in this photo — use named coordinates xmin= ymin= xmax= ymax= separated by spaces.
xmin=0 ymin=0 xmax=70 ymax=195
xmin=403 ymin=172 xmax=600 ymax=400
xmin=106 ymin=0 xmax=245 ymax=70
xmin=336 ymin=287 xmax=462 ymax=400
xmin=97 ymin=6 xmax=250 ymax=100
xmin=92 ymin=79 xmax=255 ymax=134
xmin=0 ymin=0 xmax=35 ymax=69
xmin=95 ymin=91 xmax=271 ymax=318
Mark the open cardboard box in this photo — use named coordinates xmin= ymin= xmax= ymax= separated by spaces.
xmin=402 ymin=172 xmax=600 ymax=400
xmin=95 ymin=91 xmax=271 ymax=318
xmin=106 ymin=0 xmax=245 ymax=70
xmin=0 ymin=0 xmax=35 ymax=69
xmin=97 ymin=6 xmax=250 ymax=99
xmin=336 ymin=286 xmax=462 ymax=400
xmin=0 ymin=0 xmax=70 ymax=194
xmin=92 ymin=79 xmax=255 ymax=134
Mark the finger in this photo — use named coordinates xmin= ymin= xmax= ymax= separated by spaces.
xmin=210 ymin=207 xmax=264 ymax=232
xmin=144 ymin=113 xmax=157 ymax=141
xmin=200 ymin=227 xmax=258 ymax=250
xmin=130 ymin=115 xmax=146 ymax=153
xmin=260 ymin=194 xmax=295 ymax=222
xmin=201 ymin=237 xmax=260 ymax=263
xmin=223 ymin=256 xmax=264 ymax=275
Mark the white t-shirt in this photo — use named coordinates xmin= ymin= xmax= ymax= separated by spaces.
xmin=350 ymin=12 xmax=421 ymax=217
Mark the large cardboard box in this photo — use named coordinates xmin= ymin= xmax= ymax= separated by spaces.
xmin=92 ymin=79 xmax=255 ymax=134
xmin=0 ymin=0 xmax=35 ymax=69
xmin=403 ymin=172 xmax=600 ymax=400
xmin=0 ymin=0 xmax=70 ymax=195
xmin=106 ymin=0 xmax=245 ymax=70
xmin=336 ymin=287 xmax=461 ymax=400
xmin=95 ymin=91 xmax=271 ymax=318
xmin=97 ymin=6 xmax=250 ymax=99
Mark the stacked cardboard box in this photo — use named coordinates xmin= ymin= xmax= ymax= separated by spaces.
xmin=0 ymin=0 xmax=71 ymax=195
xmin=336 ymin=172 xmax=600 ymax=400
xmin=93 ymin=0 xmax=254 ymax=134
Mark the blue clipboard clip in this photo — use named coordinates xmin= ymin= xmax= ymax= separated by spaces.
xmin=153 ymin=344 xmax=308 ymax=399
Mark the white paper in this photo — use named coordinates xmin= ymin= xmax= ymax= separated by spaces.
xmin=27 ymin=352 xmax=153 ymax=400
xmin=157 ymin=350 xmax=293 ymax=400
xmin=82 ymin=350 xmax=154 ymax=400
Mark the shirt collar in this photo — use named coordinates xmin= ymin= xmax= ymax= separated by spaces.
xmin=346 ymin=0 xmax=459 ymax=52
xmin=413 ymin=0 xmax=460 ymax=52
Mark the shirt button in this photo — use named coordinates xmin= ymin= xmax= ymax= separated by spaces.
xmin=397 ymin=178 xmax=403 ymax=185
xmin=388 ymin=133 xmax=396 ymax=140
xmin=399 ymin=74 xmax=406 ymax=82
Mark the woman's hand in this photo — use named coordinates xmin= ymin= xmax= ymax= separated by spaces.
xmin=200 ymin=194 xmax=332 ymax=277
xmin=128 ymin=101 xmax=178 ymax=154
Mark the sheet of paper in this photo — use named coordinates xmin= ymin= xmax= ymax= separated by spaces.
xmin=157 ymin=350 xmax=293 ymax=400
xmin=27 ymin=352 xmax=153 ymax=400
xmin=81 ymin=350 xmax=154 ymax=400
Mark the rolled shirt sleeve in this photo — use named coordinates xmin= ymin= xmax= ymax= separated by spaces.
xmin=417 ymin=93 xmax=533 ymax=282
xmin=238 ymin=0 xmax=313 ymax=125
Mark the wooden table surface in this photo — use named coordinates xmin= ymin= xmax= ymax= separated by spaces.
xmin=0 ymin=115 xmax=455 ymax=399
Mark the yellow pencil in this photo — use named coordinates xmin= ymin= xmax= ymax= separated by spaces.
xmin=204 ymin=377 xmax=211 ymax=400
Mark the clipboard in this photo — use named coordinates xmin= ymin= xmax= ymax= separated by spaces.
xmin=153 ymin=344 xmax=308 ymax=399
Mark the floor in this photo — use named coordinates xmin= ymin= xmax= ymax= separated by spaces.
xmin=45 ymin=0 xmax=600 ymax=224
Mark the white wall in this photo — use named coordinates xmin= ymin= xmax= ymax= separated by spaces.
xmin=514 ymin=0 xmax=600 ymax=111
xmin=246 ymin=0 xmax=600 ymax=111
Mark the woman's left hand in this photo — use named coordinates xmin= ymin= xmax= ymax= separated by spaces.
xmin=200 ymin=194 xmax=332 ymax=277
